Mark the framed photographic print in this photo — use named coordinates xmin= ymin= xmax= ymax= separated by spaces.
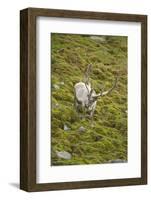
xmin=20 ymin=8 xmax=147 ymax=191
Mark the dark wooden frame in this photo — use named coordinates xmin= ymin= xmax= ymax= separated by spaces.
xmin=20 ymin=7 xmax=147 ymax=192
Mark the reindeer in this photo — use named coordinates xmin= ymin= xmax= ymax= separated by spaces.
xmin=74 ymin=64 xmax=118 ymax=119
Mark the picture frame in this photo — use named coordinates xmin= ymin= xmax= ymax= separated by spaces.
xmin=20 ymin=7 xmax=147 ymax=192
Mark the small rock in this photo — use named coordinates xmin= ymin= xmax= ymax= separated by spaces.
xmin=79 ymin=126 xmax=86 ymax=133
xmin=109 ymin=159 xmax=127 ymax=163
xmin=64 ymin=124 xmax=70 ymax=131
xmin=53 ymin=84 xmax=60 ymax=90
xmin=52 ymin=103 xmax=59 ymax=109
xmin=52 ymin=103 xmax=55 ymax=109
xmin=94 ymin=135 xmax=103 ymax=141
xmin=60 ymin=81 xmax=64 ymax=85
xmin=90 ymin=36 xmax=106 ymax=42
xmin=56 ymin=151 xmax=72 ymax=160
xmin=58 ymin=48 xmax=65 ymax=53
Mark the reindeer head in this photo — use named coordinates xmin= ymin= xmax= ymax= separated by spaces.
xmin=87 ymin=88 xmax=96 ymax=108
xmin=85 ymin=77 xmax=118 ymax=107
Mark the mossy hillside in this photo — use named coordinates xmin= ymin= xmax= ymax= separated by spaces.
xmin=51 ymin=33 xmax=127 ymax=165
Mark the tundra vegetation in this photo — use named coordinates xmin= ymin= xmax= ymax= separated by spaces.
xmin=51 ymin=33 xmax=127 ymax=166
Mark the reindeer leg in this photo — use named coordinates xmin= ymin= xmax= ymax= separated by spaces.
xmin=81 ymin=103 xmax=87 ymax=119
xmin=78 ymin=105 xmax=83 ymax=120
xmin=84 ymin=107 xmax=87 ymax=119
xmin=74 ymin=97 xmax=83 ymax=119
xmin=90 ymin=110 xmax=94 ymax=127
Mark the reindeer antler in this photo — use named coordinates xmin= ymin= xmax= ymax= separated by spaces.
xmin=99 ymin=84 xmax=105 ymax=96
xmin=84 ymin=64 xmax=93 ymax=94
xmin=93 ymin=77 xmax=118 ymax=98
xmin=84 ymin=64 xmax=92 ymax=84
xmin=102 ymin=76 xmax=118 ymax=96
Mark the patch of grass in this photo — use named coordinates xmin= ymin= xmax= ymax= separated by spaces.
xmin=51 ymin=33 xmax=127 ymax=166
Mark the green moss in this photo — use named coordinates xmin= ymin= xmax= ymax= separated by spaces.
xmin=51 ymin=33 xmax=127 ymax=165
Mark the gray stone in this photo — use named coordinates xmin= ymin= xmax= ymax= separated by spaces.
xmin=56 ymin=151 xmax=72 ymax=160
xmin=53 ymin=84 xmax=60 ymax=90
xmin=109 ymin=159 xmax=127 ymax=163
xmin=79 ymin=126 xmax=86 ymax=133
xmin=52 ymin=103 xmax=59 ymax=109
xmin=58 ymin=48 xmax=65 ymax=53
xmin=55 ymin=103 xmax=59 ymax=107
xmin=64 ymin=124 xmax=70 ymax=131
xmin=60 ymin=81 xmax=64 ymax=85
xmin=94 ymin=135 xmax=103 ymax=141
xmin=90 ymin=36 xmax=106 ymax=42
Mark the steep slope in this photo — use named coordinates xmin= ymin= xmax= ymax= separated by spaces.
xmin=51 ymin=33 xmax=127 ymax=165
